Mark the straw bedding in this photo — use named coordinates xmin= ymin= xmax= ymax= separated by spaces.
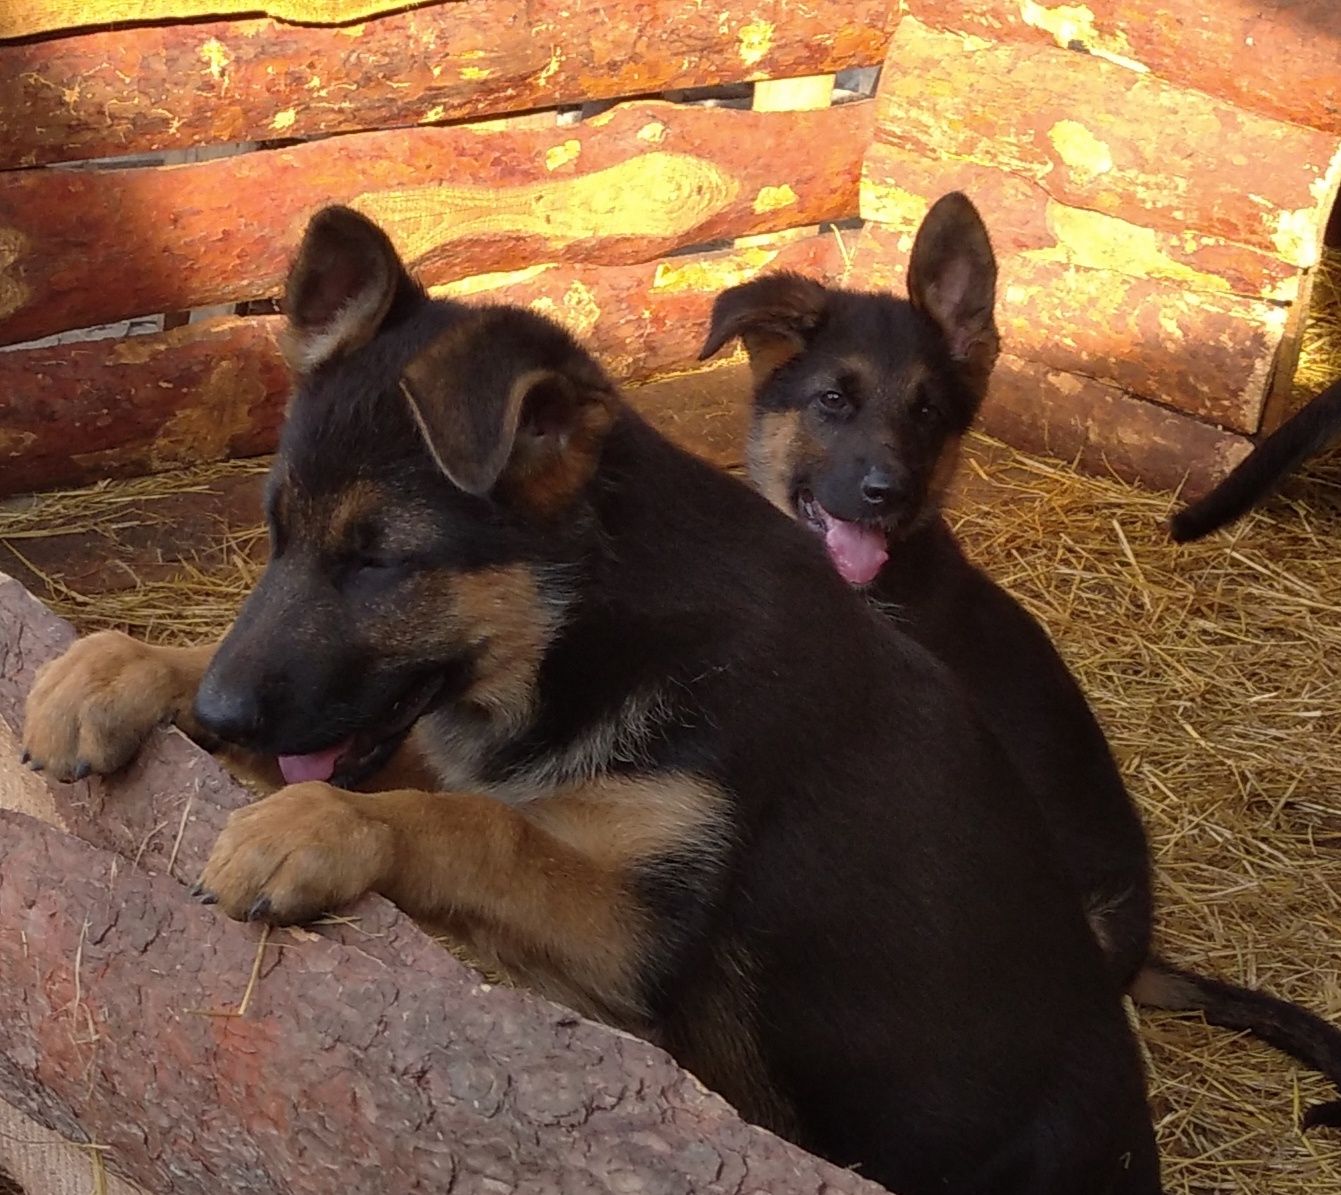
xmin=1 ymin=263 xmax=1338 ymax=1193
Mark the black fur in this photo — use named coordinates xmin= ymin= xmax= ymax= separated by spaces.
xmin=1171 ymin=375 xmax=1341 ymax=542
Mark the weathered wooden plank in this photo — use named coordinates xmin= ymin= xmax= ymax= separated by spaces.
xmin=0 ymin=101 xmax=867 ymax=348
xmin=4 ymin=0 xmax=433 ymax=39
xmin=846 ymin=225 xmax=1282 ymax=434
xmin=984 ymin=355 xmax=1254 ymax=499
xmin=0 ymin=236 xmax=839 ymax=496
xmin=0 ymin=0 xmax=897 ymax=170
xmin=876 ymin=19 xmax=1341 ymax=269
xmin=861 ymin=142 xmax=1301 ymax=302
xmin=904 ymin=0 xmax=1341 ymax=137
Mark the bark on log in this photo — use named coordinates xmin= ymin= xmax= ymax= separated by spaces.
xmin=861 ymin=142 xmax=1301 ymax=302
xmin=846 ymin=226 xmax=1281 ymax=434
xmin=0 ymin=0 xmax=897 ymax=170
xmin=0 ymin=575 xmax=888 ymax=1195
xmin=876 ymin=19 xmax=1341 ymax=269
xmin=0 ymin=236 xmax=835 ymax=496
xmin=983 ymin=356 xmax=1253 ymax=500
xmin=0 ymin=100 xmax=868 ymax=348
xmin=903 ymin=0 xmax=1341 ymax=137
xmin=4 ymin=0 xmax=436 ymax=39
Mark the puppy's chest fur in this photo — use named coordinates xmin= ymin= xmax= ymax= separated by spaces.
xmin=414 ymin=681 xmax=679 ymax=803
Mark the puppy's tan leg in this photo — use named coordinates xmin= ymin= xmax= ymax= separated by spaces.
xmin=22 ymin=632 xmax=220 ymax=781
xmin=199 ymin=777 xmax=726 ymax=1024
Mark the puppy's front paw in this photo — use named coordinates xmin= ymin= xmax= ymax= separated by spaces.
xmin=197 ymin=783 xmax=392 ymax=924
xmin=22 ymin=631 xmax=186 ymax=782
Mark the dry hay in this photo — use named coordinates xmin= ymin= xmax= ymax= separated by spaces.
xmin=2 ymin=439 xmax=1340 ymax=1193
xmin=1293 ymin=246 xmax=1341 ymax=404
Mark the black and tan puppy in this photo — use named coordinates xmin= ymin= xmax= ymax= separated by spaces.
xmin=24 ymin=206 xmax=1163 ymax=1194
xmin=700 ymin=191 xmax=1341 ymax=1131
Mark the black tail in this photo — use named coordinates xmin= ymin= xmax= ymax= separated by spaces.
xmin=1132 ymin=955 xmax=1341 ymax=1129
xmin=1170 ymin=376 xmax=1341 ymax=543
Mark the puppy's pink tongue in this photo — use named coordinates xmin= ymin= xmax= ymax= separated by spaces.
xmin=277 ymin=739 xmax=352 ymax=784
xmin=818 ymin=509 xmax=888 ymax=586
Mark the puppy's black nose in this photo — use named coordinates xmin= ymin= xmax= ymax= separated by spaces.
xmin=193 ymin=676 xmax=265 ymax=745
xmin=860 ymin=468 xmax=904 ymax=511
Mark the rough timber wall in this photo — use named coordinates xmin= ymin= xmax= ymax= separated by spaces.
xmin=845 ymin=4 xmax=1341 ymax=492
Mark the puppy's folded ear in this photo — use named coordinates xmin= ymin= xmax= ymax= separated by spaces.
xmin=281 ymin=206 xmax=415 ymax=374
xmin=908 ymin=193 xmax=1000 ymax=387
xmin=698 ymin=272 xmax=829 ymax=382
xmin=400 ymin=308 xmax=618 ymax=513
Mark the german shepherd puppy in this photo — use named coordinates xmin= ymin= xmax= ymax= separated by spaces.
xmin=23 ymin=206 xmax=1164 ymax=1193
xmin=1171 ymin=375 xmax=1341 ymax=542
xmin=699 ymin=192 xmax=1341 ymax=1131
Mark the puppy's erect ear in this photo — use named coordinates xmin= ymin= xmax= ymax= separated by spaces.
xmin=400 ymin=308 xmax=617 ymax=513
xmin=281 ymin=206 xmax=412 ymax=373
xmin=907 ymin=193 xmax=1000 ymax=387
xmin=698 ymin=272 xmax=829 ymax=383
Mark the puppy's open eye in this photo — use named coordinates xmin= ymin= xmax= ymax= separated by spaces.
xmin=814 ymin=389 xmax=851 ymax=417
xmin=910 ymin=388 xmax=935 ymax=419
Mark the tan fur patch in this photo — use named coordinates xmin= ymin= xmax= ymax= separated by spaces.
xmin=746 ymin=410 xmax=803 ymax=514
xmin=322 ymin=479 xmax=385 ymax=554
xmin=502 ymin=391 xmax=616 ymax=518
xmin=451 ymin=564 xmax=559 ymax=728
xmin=22 ymin=631 xmax=219 ymax=779
xmin=742 ymin=331 xmax=803 ymax=385
xmin=200 ymin=771 xmax=729 ymax=1029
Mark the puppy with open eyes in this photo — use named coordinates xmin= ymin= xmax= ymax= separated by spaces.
xmin=699 ymin=191 xmax=1341 ymax=1131
xmin=24 ymin=205 xmax=1164 ymax=1194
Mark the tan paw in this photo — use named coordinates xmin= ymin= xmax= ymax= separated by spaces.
xmin=196 ymin=783 xmax=392 ymax=924
xmin=22 ymin=631 xmax=187 ymax=782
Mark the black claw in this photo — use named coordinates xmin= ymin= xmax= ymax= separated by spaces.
xmin=247 ymin=896 xmax=271 ymax=922
xmin=191 ymin=884 xmax=218 ymax=906
xmin=72 ymin=760 xmax=91 ymax=781
xmin=20 ymin=750 xmax=30 ymax=765
xmin=27 ymin=759 xmax=43 ymax=773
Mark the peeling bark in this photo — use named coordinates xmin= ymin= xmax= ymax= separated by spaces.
xmin=0 ymin=0 xmax=896 ymax=169
xmin=876 ymin=20 xmax=1340 ymax=269
xmin=906 ymin=0 xmax=1341 ymax=136
xmin=0 ymin=101 xmax=868 ymax=348
xmin=0 ymin=234 xmax=837 ymax=495
xmin=846 ymin=226 xmax=1280 ymax=434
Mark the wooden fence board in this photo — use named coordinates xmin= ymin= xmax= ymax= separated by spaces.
xmin=0 ymin=235 xmax=840 ymax=495
xmin=905 ymin=0 xmax=1341 ymax=136
xmin=0 ymin=0 xmax=897 ymax=170
xmin=846 ymin=226 xmax=1281 ymax=434
xmin=0 ymin=101 xmax=868 ymax=348
xmin=877 ymin=19 xmax=1341 ymax=269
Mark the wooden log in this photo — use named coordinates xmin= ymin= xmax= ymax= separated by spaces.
xmin=0 ymin=0 xmax=898 ymax=171
xmin=0 ymin=236 xmax=838 ymax=496
xmin=861 ymin=142 xmax=1301 ymax=302
xmin=0 ymin=100 xmax=868 ymax=348
xmin=0 ymin=575 xmax=888 ymax=1195
xmin=5 ymin=0 xmax=431 ymax=39
xmin=876 ymin=19 xmax=1341 ymax=270
xmin=846 ymin=225 xmax=1282 ymax=434
xmin=903 ymin=0 xmax=1341 ymax=137
xmin=983 ymin=355 xmax=1254 ymax=499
